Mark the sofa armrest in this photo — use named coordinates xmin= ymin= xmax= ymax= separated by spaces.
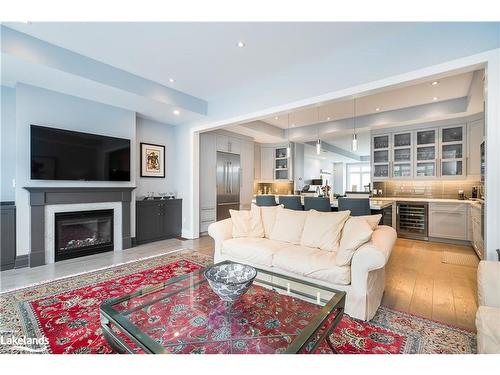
xmin=478 ymin=261 xmax=500 ymax=308
xmin=350 ymin=225 xmax=397 ymax=292
xmin=208 ymin=219 xmax=233 ymax=260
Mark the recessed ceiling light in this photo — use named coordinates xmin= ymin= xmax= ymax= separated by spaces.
xmin=431 ymin=81 xmax=439 ymax=86
xmin=169 ymin=78 xmax=175 ymax=83
xmin=274 ymin=116 xmax=279 ymax=120
xmin=237 ymin=41 xmax=245 ymax=48
xmin=375 ymin=107 xmax=380 ymax=112
xmin=173 ymin=109 xmax=180 ymax=116
xmin=433 ymin=97 xmax=439 ymax=101
xmin=326 ymin=117 xmax=331 ymax=121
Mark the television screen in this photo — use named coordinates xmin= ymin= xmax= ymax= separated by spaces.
xmin=31 ymin=125 xmax=131 ymax=181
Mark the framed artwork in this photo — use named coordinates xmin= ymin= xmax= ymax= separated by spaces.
xmin=140 ymin=142 xmax=165 ymax=178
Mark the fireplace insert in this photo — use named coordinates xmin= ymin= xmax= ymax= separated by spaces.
xmin=55 ymin=209 xmax=114 ymax=262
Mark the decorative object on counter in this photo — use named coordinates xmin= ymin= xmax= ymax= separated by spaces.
xmin=140 ymin=142 xmax=165 ymax=178
xmin=158 ymin=192 xmax=168 ymax=200
xmin=203 ymin=262 xmax=257 ymax=306
xmin=458 ymin=189 xmax=466 ymax=200
xmin=321 ymin=184 xmax=331 ymax=197
xmin=145 ymin=191 xmax=155 ymax=200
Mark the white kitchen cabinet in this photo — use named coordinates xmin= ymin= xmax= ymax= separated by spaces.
xmin=467 ymin=119 xmax=484 ymax=177
xmin=429 ymin=203 xmax=468 ymax=240
xmin=216 ymin=134 xmax=241 ymax=154
xmin=439 ymin=125 xmax=466 ymax=178
xmin=260 ymin=147 xmax=274 ymax=181
xmin=372 ymin=134 xmax=391 ymax=181
xmin=240 ymin=140 xmax=254 ymax=209
xmin=392 ymin=132 xmax=413 ymax=178
xmin=253 ymin=143 xmax=261 ymax=180
xmin=470 ymin=203 xmax=484 ymax=259
xmin=414 ymin=128 xmax=438 ymax=178
xmin=199 ymin=133 xmax=217 ymax=232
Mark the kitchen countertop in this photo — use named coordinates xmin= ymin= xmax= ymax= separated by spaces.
xmin=372 ymin=197 xmax=483 ymax=205
xmin=252 ymin=196 xmax=392 ymax=210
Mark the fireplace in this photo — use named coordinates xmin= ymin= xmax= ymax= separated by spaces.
xmin=55 ymin=209 xmax=114 ymax=262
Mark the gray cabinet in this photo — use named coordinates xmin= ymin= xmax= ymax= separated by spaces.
xmin=216 ymin=134 xmax=241 ymax=154
xmin=1 ymin=204 xmax=16 ymax=270
xmin=428 ymin=202 xmax=468 ymax=240
xmin=260 ymin=147 xmax=274 ymax=181
xmin=415 ymin=128 xmax=437 ymax=178
xmin=136 ymin=199 xmax=182 ymax=245
xmin=440 ymin=125 xmax=466 ymax=178
xmin=372 ymin=134 xmax=391 ymax=180
xmin=467 ymin=119 xmax=484 ymax=177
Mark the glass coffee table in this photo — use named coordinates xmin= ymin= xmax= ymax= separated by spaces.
xmin=100 ymin=261 xmax=345 ymax=354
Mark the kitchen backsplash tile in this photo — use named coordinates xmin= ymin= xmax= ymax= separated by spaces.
xmin=373 ymin=180 xmax=480 ymax=199
xmin=254 ymin=182 xmax=294 ymax=195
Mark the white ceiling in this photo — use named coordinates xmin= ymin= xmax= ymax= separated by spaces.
xmin=4 ymin=22 xmax=420 ymax=101
xmin=262 ymin=71 xmax=474 ymax=128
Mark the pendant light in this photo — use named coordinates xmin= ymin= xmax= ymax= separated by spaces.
xmin=352 ymin=98 xmax=358 ymax=151
xmin=316 ymin=107 xmax=321 ymax=155
xmin=286 ymin=114 xmax=291 ymax=158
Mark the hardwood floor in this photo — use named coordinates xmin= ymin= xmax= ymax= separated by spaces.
xmin=0 ymin=235 xmax=478 ymax=331
xmin=382 ymin=238 xmax=478 ymax=331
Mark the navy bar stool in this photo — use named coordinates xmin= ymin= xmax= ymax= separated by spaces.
xmin=278 ymin=196 xmax=303 ymax=211
xmin=303 ymin=197 xmax=331 ymax=212
xmin=255 ymin=195 xmax=277 ymax=207
xmin=338 ymin=197 xmax=371 ymax=216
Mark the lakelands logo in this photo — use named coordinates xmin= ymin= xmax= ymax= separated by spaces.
xmin=0 ymin=332 xmax=49 ymax=353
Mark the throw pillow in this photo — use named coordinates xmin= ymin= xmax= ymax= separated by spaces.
xmin=336 ymin=217 xmax=374 ymax=266
xmin=269 ymin=207 xmax=308 ymax=244
xmin=358 ymin=214 xmax=382 ymax=230
xmin=259 ymin=204 xmax=284 ymax=238
xmin=300 ymin=210 xmax=351 ymax=252
xmin=230 ymin=204 xmax=264 ymax=238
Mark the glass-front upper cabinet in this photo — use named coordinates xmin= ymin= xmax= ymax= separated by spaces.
xmin=440 ymin=125 xmax=466 ymax=178
xmin=372 ymin=135 xmax=390 ymax=180
xmin=415 ymin=128 xmax=437 ymax=178
xmin=392 ymin=132 xmax=412 ymax=178
xmin=274 ymin=147 xmax=290 ymax=180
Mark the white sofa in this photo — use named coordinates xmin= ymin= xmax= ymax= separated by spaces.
xmin=476 ymin=261 xmax=500 ymax=353
xmin=208 ymin=211 xmax=397 ymax=321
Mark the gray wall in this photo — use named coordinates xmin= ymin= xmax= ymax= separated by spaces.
xmin=1 ymin=86 xmax=16 ymax=201
xmin=136 ymin=117 xmax=177 ymax=199
xmin=14 ymin=84 xmax=137 ymax=256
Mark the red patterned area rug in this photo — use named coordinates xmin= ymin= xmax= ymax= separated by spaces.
xmin=0 ymin=250 xmax=476 ymax=354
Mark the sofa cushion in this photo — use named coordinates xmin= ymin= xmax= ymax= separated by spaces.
xmin=300 ymin=210 xmax=350 ymax=252
xmin=273 ymin=244 xmax=351 ymax=285
xmin=336 ymin=217 xmax=374 ymax=266
xmin=476 ymin=306 xmax=500 ymax=354
xmin=221 ymin=237 xmax=290 ymax=266
xmin=358 ymin=214 xmax=382 ymax=230
xmin=269 ymin=207 xmax=308 ymax=245
xmin=259 ymin=204 xmax=283 ymax=239
xmin=229 ymin=204 xmax=264 ymax=238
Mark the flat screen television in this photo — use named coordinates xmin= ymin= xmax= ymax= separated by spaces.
xmin=31 ymin=125 xmax=131 ymax=181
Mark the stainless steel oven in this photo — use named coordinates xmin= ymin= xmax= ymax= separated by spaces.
xmin=396 ymin=201 xmax=429 ymax=240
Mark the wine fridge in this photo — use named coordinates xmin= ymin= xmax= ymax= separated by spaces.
xmin=396 ymin=202 xmax=428 ymax=240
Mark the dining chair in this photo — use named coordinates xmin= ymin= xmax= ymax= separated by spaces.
xmin=303 ymin=197 xmax=331 ymax=212
xmin=255 ymin=195 xmax=277 ymax=207
xmin=278 ymin=195 xmax=303 ymax=211
xmin=337 ymin=197 xmax=371 ymax=216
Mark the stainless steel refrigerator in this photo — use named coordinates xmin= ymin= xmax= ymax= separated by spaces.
xmin=216 ymin=151 xmax=241 ymax=220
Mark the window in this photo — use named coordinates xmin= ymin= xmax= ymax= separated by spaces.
xmin=347 ymin=163 xmax=371 ymax=192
